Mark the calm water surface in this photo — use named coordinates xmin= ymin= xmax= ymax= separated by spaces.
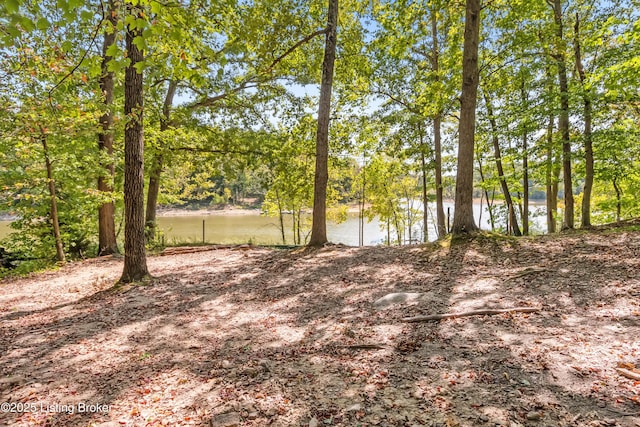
xmin=0 ymin=202 xmax=546 ymax=246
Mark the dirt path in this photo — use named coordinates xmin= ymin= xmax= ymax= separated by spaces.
xmin=1 ymin=230 xmax=639 ymax=426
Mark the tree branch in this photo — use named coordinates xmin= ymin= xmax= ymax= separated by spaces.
xmin=48 ymin=5 xmax=105 ymax=103
xmin=187 ymin=28 xmax=327 ymax=110
xmin=402 ymin=307 xmax=541 ymax=323
xmin=266 ymin=28 xmax=327 ymax=73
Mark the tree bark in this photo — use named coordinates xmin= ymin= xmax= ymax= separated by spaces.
xmin=418 ymin=121 xmax=429 ymax=242
xmin=550 ymin=0 xmax=574 ymax=230
xmin=40 ymin=132 xmax=65 ymax=263
xmin=309 ymin=0 xmax=338 ymax=247
xmin=475 ymin=148 xmax=495 ymax=231
xmin=430 ymin=8 xmax=446 ymax=238
xmin=97 ymin=0 xmax=119 ymax=256
xmin=145 ymin=79 xmax=177 ymax=242
xmin=452 ymin=0 xmax=481 ymax=235
xmin=613 ymin=178 xmax=621 ymax=222
xmin=120 ymin=3 xmax=149 ymax=283
xmin=484 ymin=92 xmax=521 ymax=236
xmin=521 ymin=82 xmax=529 ymax=235
xmin=574 ymin=14 xmax=593 ymax=228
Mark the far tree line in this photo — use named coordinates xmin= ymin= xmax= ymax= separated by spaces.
xmin=0 ymin=0 xmax=638 ymax=281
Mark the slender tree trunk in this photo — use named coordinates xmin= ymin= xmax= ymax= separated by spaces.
xmin=452 ymin=0 xmax=481 ymax=235
xmin=386 ymin=218 xmax=390 ymax=246
xmin=421 ymin=148 xmax=429 ymax=243
xmin=545 ymin=117 xmax=555 ymax=233
xmin=475 ymin=149 xmax=495 ymax=231
xmin=521 ymin=83 xmax=529 ymax=235
xmin=359 ymin=153 xmax=366 ymax=246
xmin=613 ymin=178 xmax=621 ymax=222
xmin=309 ymin=0 xmax=338 ymax=247
xmin=574 ymin=14 xmax=593 ymax=228
xmin=97 ymin=0 xmax=119 ymax=256
xmin=145 ymin=80 xmax=178 ymax=242
xmin=430 ymin=9 xmax=446 ymax=238
xmin=484 ymin=92 xmax=521 ymax=236
xmin=275 ymin=188 xmax=286 ymax=244
xmin=40 ymin=132 xmax=65 ymax=263
xmin=120 ymin=3 xmax=149 ymax=283
xmin=297 ymin=208 xmax=302 ymax=244
xmin=550 ymin=0 xmax=574 ymax=230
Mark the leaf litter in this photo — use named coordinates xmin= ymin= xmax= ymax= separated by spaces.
xmin=0 ymin=229 xmax=639 ymax=426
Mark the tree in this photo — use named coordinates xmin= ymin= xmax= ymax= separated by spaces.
xmin=145 ymin=79 xmax=177 ymax=242
xmin=97 ymin=0 xmax=119 ymax=255
xmin=451 ymin=0 xmax=481 ymax=235
xmin=573 ymin=13 xmax=593 ymax=228
xmin=120 ymin=2 xmax=149 ymax=283
xmin=309 ymin=0 xmax=338 ymax=247
xmin=548 ymin=0 xmax=574 ymax=230
xmin=482 ymin=91 xmax=522 ymax=236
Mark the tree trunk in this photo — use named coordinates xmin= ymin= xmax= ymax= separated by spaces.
xmin=484 ymin=92 xmax=521 ymax=236
xmin=309 ymin=0 xmax=338 ymax=247
xmin=421 ymin=149 xmax=429 ymax=243
xmin=430 ymin=9 xmax=446 ymax=238
xmin=40 ymin=132 xmax=65 ymax=263
xmin=521 ymin=83 xmax=529 ymax=235
xmin=97 ymin=0 xmax=119 ymax=256
xmin=475 ymin=149 xmax=495 ymax=231
xmin=574 ymin=14 xmax=593 ymax=228
xmin=613 ymin=178 xmax=621 ymax=222
xmin=275 ymin=188 xmax=286 ymax=244
xmin=452 ymin=0 xmax=481 ymax=235
xmin=359 ymin=152 xmax=366 ymax=246
xmin=145 ymin=80 xmax=178 ymax=242
xmin=120 ymin=3 xmax=149 ymax=283
xmin=550 ymin=0 xmax=574 ymax=230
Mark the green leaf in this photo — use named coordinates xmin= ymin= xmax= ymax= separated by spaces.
xmin=133 ymin=35 xmax=146 ymax=51
xmin=106 ymin=42 xmax=119 ymax=57
xmin=56 ymin=0 xmax=68 ymax=14
xmin=5 ymin=0 xmax=19 ymax=13
xmin=61 ymin=40 xmax=73 ymax=52
xmin=36 ymin=18 xmax=50 ymax=30
xmin=133 ymin=60 xmax=146 ymax=73
xmin=19 ymin=16 xmax=35 ymax=32
xmin=80 ymin=10 xmax=93 ymax=21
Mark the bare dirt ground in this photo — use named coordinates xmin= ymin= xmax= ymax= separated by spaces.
xmin=0 ymin=228 xmax=639 ymax=427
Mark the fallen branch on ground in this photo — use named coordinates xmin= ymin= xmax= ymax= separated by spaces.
xmin=402 ymin=307 xmax=541 ymax=323
xmin=510 ymin=267 xmax=551 ymax=279
xmin=616 ymin=367 xmax=640 ymax=381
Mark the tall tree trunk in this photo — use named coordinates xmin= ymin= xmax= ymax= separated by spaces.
xmin=452 ymin=0 xmax=481 ymax=235
xmin=574 ymin=14 xmax=593 ymax=228
xmin=359 ymin=152 xmax=366 ymax=246
xmin=97 ymin=0 xmax=119 ymax=256
xmin=419 ymin=121 xmax=429 ymax=242
xmin=40 ymin=131 xmax=65 ymax=263
xmin=545 ymin=115 xmax=555 ymax=233
xmin=120 ymin=3 xmax=149 ymax=283
xmin=484 ymin=92 xmax=522 ymax=236
xmin=145 ymin=80 xmax=178 ymax=242
xmin=521 ymin=83 xmax=529 ymax=235
xmin=550 ymin=0 xmax=574 ymax=230
xmin=309 ymin=0 xmax=338 ymax=247
xmin=430 ymin=8 xmax=446 ymax=238
xmin=421 ymin=148 xmax=429 ymax=243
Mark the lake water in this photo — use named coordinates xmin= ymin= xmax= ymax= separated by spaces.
xmin=0 ymin=202 xmax=546 ymax=246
